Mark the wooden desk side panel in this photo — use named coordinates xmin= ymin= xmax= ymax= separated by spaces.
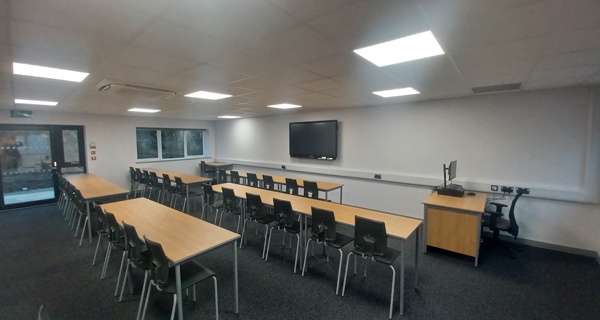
xmin=426 ymin=207 xmax=479 ymax=257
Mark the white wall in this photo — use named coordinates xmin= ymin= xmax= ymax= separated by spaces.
xmin=1 ymin=111 xmax=215 ymax=189
xmin=215 ymin=86 xmax=600 ymax=253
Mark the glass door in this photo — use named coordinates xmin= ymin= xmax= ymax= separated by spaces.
xmin=0 ymin=124 xmax=86 ymax=210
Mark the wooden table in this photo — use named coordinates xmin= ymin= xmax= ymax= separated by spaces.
xmin=102 ymin=198 xmax=240 ymax=320
xmin=146 ymin=168 xmax=212 ymax=214
xmin=212 ymin=183 xmax=421 ymax=315
xmin=226 ymin=170 xmax=345 ymax=203
xmin=64 ymin=173 xmax=129 ymax=245
xmin=422 ymin=191 xmax=487 ymax=266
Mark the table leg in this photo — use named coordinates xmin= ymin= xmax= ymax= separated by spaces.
xmin=83 ymin=201 xmax=92 ymax=245
xmin=185 ymin=185 xmax=190 ymax=214
xmin=339 ymin=186 xmax=343 ymax=203
xmin=414 ymin=225 xmax=420 ymax=289
xmin=400 ymin=240 xmax=405 ymax=316
xmin=234 ymin=240 xmax=239 ymax=314
xmin=176 ymin=265 xmax=183 ymax=320
xmin=422 ymin=206 xmax=428 ymax=253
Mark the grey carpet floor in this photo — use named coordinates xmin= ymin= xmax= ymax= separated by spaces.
xmin=0 ymin=204 xmax=598 ymax=320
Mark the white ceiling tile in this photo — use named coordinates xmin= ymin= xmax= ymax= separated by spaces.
xmin=555 ymin=0 xmax=600 ymax=32
xmin=257 ymin=67 xmax=321 ymax=86
xmin=100 ymin=63 xmax=172 ymax=86
xmin=535 ymin=49 xmax=600 ymax=71
xmin=294 ymin=78 xmax=342 ymax=92
xmin=543 ymin=28 xmax=600 ymax=56
xmin=298 ymin=52 xmax=372 ymax=78
xmin=112 ymin=46 xmax=198 ymax=75
xmin=266 ymin=0 xmax=353 ymax=21
xmin=525 ymin=66 xmax=600 ymax=89
xmin=207 ymin=49 xmax=287 ymax=77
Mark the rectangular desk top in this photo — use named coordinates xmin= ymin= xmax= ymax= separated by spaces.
xmin=65 ymin=173 xmax=129 ymax=200
xmin=227 ymin=170 xmax=343 ymax=192
xmin=213 ymin=183 xmax=421 ymax=240
xmin=102 ymin=198 xmax=240 ymax=265
xmin=145 ymin=168 xmax=212 ymax=185
xmin=422 ymin=191 xmax=487 ymax=213
xmin=205 ymin=162 xmax=232 ymax=167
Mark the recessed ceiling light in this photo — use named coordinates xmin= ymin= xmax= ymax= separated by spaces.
xmin=128 ymin=108 xmax=161 ymax=113
xmin=373 ymin=87 xmax=420 ymax=98
xmin=13 ymin=62 xmax=89 ymax=82
xmin=218 ymin=115 xmax=241 ymax=119
xmin=267 ymin=103 xmax=302 ymax=109
xmin=184 ymin=90 xmax=232 ymax=100
xmin=15 ymin=99 xmax=58 ymax=106
xmin=354 ymin=31 xmax=444 ymax=67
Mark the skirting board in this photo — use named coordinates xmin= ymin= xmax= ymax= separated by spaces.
xmin=482 ymin=231 xmax=598 ymax=260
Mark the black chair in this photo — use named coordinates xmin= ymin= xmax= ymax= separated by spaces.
xmin=482 ymin=190 xmax=523 ymax=258
xmin=219 ymin=187 xmax=243 ymax=233
xmin=142 ymin=170 xmax=152 ymax=198
xmin=119 ymin=222 xmax=152 ymax=319
xmin=265 ymin=198 xmax=302 ymax=273
xmin=200 ymin=160 xmax=215 ymax=178
xmin=217 ymin=169 xmax=228 ymax=184
xmin=262 ymin=175 xmax=275 ymax=191
xmin=285 ymin=178 xmax=299 ymax=195
xmin=342 ymin=216 xmax=401 ymax=319
xmin=148 ymin=171 xmax=164 ymax=202
xmin=129 ymin=166 xmax=139 ymax=195
xmin=247 ymin=172 xmax=259 ymax=188
xmin=303 ymin=180 xmax=319 ymax=199
xmin=202 ymin=184 xmax=223 ymax=221
xmin=174 ymin=177 xmax=202 ymax=214
xmin=230 ymin=170 xmax=241 ymax=184
xmin=161 ymin=174 xmax=178 ymax=205
xmin=302 ymin=207 xmax=352 ymax=295
xmin=92 ymin=204 xmax=110 ymax=266
xmin=240 ymin=193 xmax=275 ymax=257
xmin=102 ymin=212 xmax=128 ymax=298
xmin=142 ymin=236 xmax=218 ymax=320
xmin=135 ymin=168 xmax=147 ymax=197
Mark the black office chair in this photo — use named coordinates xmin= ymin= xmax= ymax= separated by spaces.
xmin=482 ymin=190 xmax=523 ymax=258
xmin=218 ymin=187 xmax=243 ymax=233
xmin=247 ymin=172 xmax=259 ymax=188
xmin=302 ymin=207 xmax=352 ymax=295
xmin=202 ymin=184 xmax=223 ymax=222
xmin=342 ymin=216 xmax=401 ymax=319
xmin=217 ymin=169 xmax=228 ymax=184
xmin=230 ymin=170 xmax=241 ymax=184
xmin=174 ymin=177 xmax=202 ymax=214
xmin=262 ymin=175 xmax=275 ymax=191
xmin=265 ymin=198 xmax=303 ymax=273
xmin=200 ymin=160 xmax=215 ymax=178
xmin=135 ymin=168 xmax=146 ymax=197
xmin=129 ymin=166 xmax=139 ymax=196
xmin=285 ymin=178 xmax=299 ymax=195
xmin=303 ymin=180 xmax=319 ymax=199
xmin=161 ymin=174 xmax=178 ymax=205
xmin=119 ymin=222 xmax=152 ymax=320
xmin=148 ymin=171 xmax=164 ymax=202
xmin=240 ymin=193 xmax=275 ymax=257
xmin=102 ymin=212 xmax=127 ymax=298
xmin=142 ymin=236 xmax=218 ymax=320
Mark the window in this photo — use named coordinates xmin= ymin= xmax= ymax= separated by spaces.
xmin=136 ymin=128 xmax=208 ymax=161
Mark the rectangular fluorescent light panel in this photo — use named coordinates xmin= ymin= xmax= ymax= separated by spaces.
xmin=218 ymin=115 xmax=241 ymax=119
xmin=128 ymin=108 xmax=161 ymax=113
xmin=185 ymin=90 xmax=232 ymax=100
xmin=13 ymin=63 xmax=89 ymax=82
xmin=15 ymin=99 xmax=58 ymax=106
xmin=373 ymin=87 xmax=420 ymax=98
xmin=354 ymin=31 xmax=444 ymax=67
xmin=267 ymin=103 xmax=302 ymax=109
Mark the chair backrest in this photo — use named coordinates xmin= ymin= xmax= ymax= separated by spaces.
xmin=262 ymin=175 xmax=275 ymax=190
xmin=303 ymin=180 xmax=319 ymax=199
xmin=507 ymin=191 xmax=523 ymax=238
xmin=203 ymin=184 xmax=216 ymax=205
xmin=354 ymin=216 xmax=387 ymax=256
xmin=285 ymin=178 xmax=298 ymax=195
xmin=247 ymin=173 xmax=259 ymax=187
xmin=174 ymin=176 xmax=185 ymax=192
xmin=143 ymin=170 xmax=151 ymax=186
xmin=200 ymin=161 xmax=206 ymax=176
xmin=231 ymin=171 xmax=241 ymax=184
xmin=218 ymin=169 xmax=228 ymax=184
xmin=104 ymin=211 xmax=122 ymax=243
xmin=311 ymin=207 xmax=336 ymax=242
xmin=162 ymin=174 xmax=172 ymax=188
xmin=122 ymin=221 xmax=146 ymax=263
xmin=273 ymin=198 xmax=294 ymax=229
xmin=143 ymin=236 xmax=170 ymax=288
xmin=222 ymin=187 xmax=237 ymax=210
xmin=129 ymin=167 xmax=137 ymax=181
xmin=135 ymin=168 xmax=145 ymax=183
xmin=246 ymin=193 xmax=265 ymax=219
xmin=149 ymin=171 xmax=160 ymax=185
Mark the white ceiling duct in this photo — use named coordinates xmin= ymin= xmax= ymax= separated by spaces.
xmin=96 ymin=79 xmax=177 ymax=99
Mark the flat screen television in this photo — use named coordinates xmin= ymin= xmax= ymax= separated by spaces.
xmin=289 ymin=120 xmax=338 ymax=160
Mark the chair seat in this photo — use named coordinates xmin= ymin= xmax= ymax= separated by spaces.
xmin=210 ymin=200 xmax=224 ymax=209
xmin=495 ymin=218 xmax=511 ymax=231
xmin=284 ymin=220 xmax=302 ymax=234
xmin=162 ymin=261 xmax=215 ymax=294
xmin=374 ymin=247 xmax=402 ymax=265
xmin=255 ymin=215 xmax=275 ymax=225
xmin=317 ymin=232 xmax=353 ymax=249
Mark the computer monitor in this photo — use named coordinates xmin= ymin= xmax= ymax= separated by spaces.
xmin=443 ymin=160 xmax=457 ymax=188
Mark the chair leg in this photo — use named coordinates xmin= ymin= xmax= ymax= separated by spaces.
xmin=262 ymin=224 xmax=270 ymax=259
xmin=101 ymin=243 xmax=113 ymax=280
xmin=342 ymin=252 xmax=354 ymax=296
xmin=265 ymin=227 xmax=275 ymax=261
xmin=389 ymin=265 xmax=396 ymax=319
xmin=137 ymin=271 xmax=149 ymax=320
xmin=240 ymin=219 xmax=248 ymax=249
xmin=92 ymin=234 xmax=103 ymax=265
xmin=170 ymin=294 xmax=177 ymax=320
xmin=213 ymin=276 xmax=219 ymax=320
xmin=293 ymin=234 xmax=300 ymax=274
xmin=79 ymin=214 xmax=90 ymax=246
xmin=336 ymin=248 xmax=344 ymax=295
xmin=142 ymin=282 xmax=153 ymax=320
xmin=119 ymin=262 xmax=130 ymax=302
xmin=302 ymin=239 xmax=313 ymax=276
xmin=115 ymin=251 xmax=127 ymax=296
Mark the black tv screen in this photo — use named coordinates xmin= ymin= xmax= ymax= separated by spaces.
xmin=289 ymin=120 xmax=338 ymax=160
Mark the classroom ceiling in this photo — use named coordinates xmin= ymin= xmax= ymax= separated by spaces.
xmin=1 ymin=0 xmax=599 ymax=120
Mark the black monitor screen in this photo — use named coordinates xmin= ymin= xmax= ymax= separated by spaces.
xmin=448 ymin=160 xmax=457 ymax=181
xmin=289 ymin=120 xmax=338 ymax=160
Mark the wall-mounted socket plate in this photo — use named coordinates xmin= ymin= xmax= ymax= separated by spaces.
xmin=491 ymin=185 xmax=499 ymax=191
xmin=501 ymin=186 xmax=514 ymax=193
xmin=374 ymin=174 xmax=382 ymax=179
xmin=516 ymin=187 xmax=530 ymax=194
